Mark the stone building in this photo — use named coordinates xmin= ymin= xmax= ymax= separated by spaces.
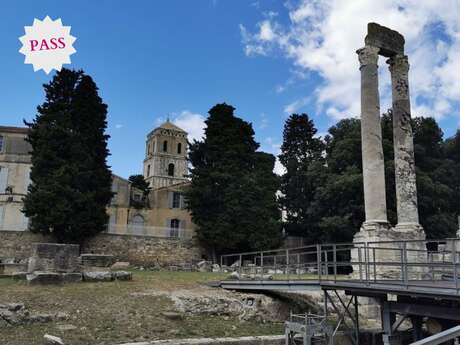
xmin=0 ymin=126 xmax=31 ymax=231
xmin=108 ymin=121 xmax=194 ymax=238
xmin=143 ymin=121 xmax=188 ymax=189
xmin=0 ymin=121 xmax=195 ymax=239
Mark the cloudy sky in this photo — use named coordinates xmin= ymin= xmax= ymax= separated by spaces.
xmin=2 ymin=1 xmax=460 ymax=177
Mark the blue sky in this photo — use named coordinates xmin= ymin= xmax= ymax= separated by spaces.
xmin=1 ymin=1 xmax=460 ymax=178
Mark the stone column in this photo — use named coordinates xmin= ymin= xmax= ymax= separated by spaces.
xmin=387 ymin=55 xmax=422 ymax=232
xmin=357 ymin=45 xmax=389 ymax=229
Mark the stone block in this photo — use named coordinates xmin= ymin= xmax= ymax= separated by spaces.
xmin=28 ymin=243 xmax=80 ymax=273
xmin=82 ymin=271 xmax=113 ymax=282
xmin=11 ymin=272 xmax=27 ymax=280
xmin=112 ymin=271 xmax=132 ymax=281
xmin=62 ymin=272 xmax=83 ymax=283
xmin=27 ymin=271 xmax=62 ymax=285
xmin=111 ymin=261 xmax=130 ymax=269
xmin=80 ymin=254 xmax=114 ymax=268
xmin=1 ymin=263 xmax=28 ymax=275
xmin=365 ymin=22 xmax=404 ymax=57
xmin=44 ymin=334 xmax=64 ymax=345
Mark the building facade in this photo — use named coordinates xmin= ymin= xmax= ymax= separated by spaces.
xmin=143 ymin=121 xmax=188 ymax=189
xmin=0 ymin=121 xmax=195 ymax=239
xmin=0 ymin=127 xmax=31 ymax=231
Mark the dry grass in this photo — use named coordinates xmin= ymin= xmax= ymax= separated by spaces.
xmin=0 ymin=271 xmax=283 ymax=345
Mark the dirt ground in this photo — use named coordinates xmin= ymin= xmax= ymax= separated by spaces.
xmin=0 ymin=271 xmax=284 ymax=345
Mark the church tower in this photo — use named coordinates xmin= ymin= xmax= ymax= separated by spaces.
xmin=143 ymin=121 xmax=188 ymax=189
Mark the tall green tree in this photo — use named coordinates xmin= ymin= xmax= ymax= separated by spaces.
xmin=312 ymin=118 xmax=364 ymax=243
xmin=186 ymin=103 xmax=281 ymax=258
xmin=412 ymin=117 xmax=459 ymax=239
xmin=23 ymin=68 xmax=113 ymax=243
xmin=278 ymin=114 xmax=325 ymax=239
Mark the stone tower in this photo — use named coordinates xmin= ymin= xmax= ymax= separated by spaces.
xmin=143 ymin=121 xmax=188 ymax=189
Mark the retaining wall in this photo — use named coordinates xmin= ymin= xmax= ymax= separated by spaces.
xmin=0 ymin=231 xmax=202 ymax=267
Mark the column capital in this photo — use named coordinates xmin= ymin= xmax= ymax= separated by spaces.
xmin=387 ymin=54 xmax=409 ymax=75
xmin=356 ymin=45 xmax=380 ymax=67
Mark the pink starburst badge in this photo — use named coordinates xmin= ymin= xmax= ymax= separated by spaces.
xmin=19 ymin=16 xmax=77 ymax=74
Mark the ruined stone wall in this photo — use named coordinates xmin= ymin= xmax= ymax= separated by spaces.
xmin=82 ymin=233 xmax=202 ymax=267
xmin=0 ymin=231 xmax=202 ymax=266
xmin=0 ymin=231 xmax=53 ymax=260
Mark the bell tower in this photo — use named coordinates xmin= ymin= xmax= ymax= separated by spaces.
xmin=143 ymin=121 xmax=188 ymax=189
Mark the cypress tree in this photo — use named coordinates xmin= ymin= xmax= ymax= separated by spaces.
xmin=279 ymin=114 xmax=325 ymax=239
xmin=23 ymin=68 xmax=112 ymax=243
xmin=186 ymin=103 xmax=281 ymax=258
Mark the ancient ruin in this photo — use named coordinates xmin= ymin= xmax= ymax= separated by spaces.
xmin=354 ymin=23 xmax=425 ymax=245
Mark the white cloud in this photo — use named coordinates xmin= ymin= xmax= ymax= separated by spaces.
xmin=258 ymin=20 xmax=276 ymax=41
xmin=115 ymin=124 xmax=123 ymax=129
xmin=172 ymin=110 xmax=206 ymax=142
xmin=284 ymin=97 xmax=309 ymax=115
xmin=241 ymin=0 xmax=460 ymax=121
xmin=259 ymin=112 xmax=269 ymax=129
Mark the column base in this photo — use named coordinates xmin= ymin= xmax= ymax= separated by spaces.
xmin=354 ymin=220 xmax=393 ymax=243
xmin=394 ymin=222 xmax=425 ymax=239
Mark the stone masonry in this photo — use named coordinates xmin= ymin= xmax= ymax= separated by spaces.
xmin=0 ymin=231 xmax=202 ymax=267
xmin=354 ymin=23 xmax=425 ymax=243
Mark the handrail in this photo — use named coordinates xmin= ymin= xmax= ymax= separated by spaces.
xmin=220 ymin=238 xmax=460 ymax=295
xmin=409 ymin=324 xmax=460 ymax=345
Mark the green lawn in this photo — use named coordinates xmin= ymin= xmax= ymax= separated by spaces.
xmin=0 ymin=271 xmax=284 ymax=345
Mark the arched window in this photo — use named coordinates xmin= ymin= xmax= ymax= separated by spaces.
xmin=163 ymin=140 xmax=168 ymax=152
xmin=177 ymin=143 xmax=182 ymax=154
xmin=130 ymin=214 xmax=144 ymax=225
xmin=146 ymin=164 xmax=151 ymax=177
xmin=152 ymin=141 xmax=156 ymax=153
xmin=168 ymin=163 xmax=175 ymax=177
xmin=0 ymin=135 xmax=3 ymax=152
xmin=129 ymin=214 xmax=145 ymax=235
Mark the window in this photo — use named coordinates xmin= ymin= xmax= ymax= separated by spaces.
xmin=172 ymin=192 xmax=181 ymax=208
xmin=170 ymin=218 xmax=180 ymax=238
xmin=163 ymin=140 xmax=168 ymax=152
xmin=0 ymin=135 xmax=3 ymax=152
xmin=168 ymin=163 xmax=174 ymax=177
xmin=130 ymin=214 xmax=144 ymax=225
xmin=129 ymin=214 xmax=145 ymax=235
xmin=177 ymin=143 xmax=182 ymax=154
xmin=152 ymin=141 xmax=156 ymax=153
xmin=147 ymin=164 xmax=150 ymax=177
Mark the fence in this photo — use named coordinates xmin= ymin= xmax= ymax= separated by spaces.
xmin=107 ymin=223 xmax=194 ymax=239
xmin=220 ymin=238 xmax=460 ymax=294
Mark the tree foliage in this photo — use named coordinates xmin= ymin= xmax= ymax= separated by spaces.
xmin=278 ymin=114 xmax=325 ymax=240
xmin=23 ymin=68 xmax=113 ymax=243
xmin=280 ymin=113 xmax=460 ymax=243
xmin=186 ymin=103 xmax=281 ymax=258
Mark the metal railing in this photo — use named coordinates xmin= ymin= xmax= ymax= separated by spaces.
xmin=107 ymin=224 xmax=194 ymax=239
xmin=409 ymin=324 xmax=460 ymax=345
xmin=221 ymin=238 xmax=460 ymax=294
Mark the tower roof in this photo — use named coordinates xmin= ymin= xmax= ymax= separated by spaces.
xmin=156 ymin=120 xmax=187 ymax=133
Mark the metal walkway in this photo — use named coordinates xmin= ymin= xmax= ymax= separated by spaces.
xmin=219 ymin=239 xmax=460 ymax=345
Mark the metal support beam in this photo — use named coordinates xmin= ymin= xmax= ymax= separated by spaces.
xmin=324 ymin=289 xmax=360 ymax=345
xmin=388 ymin=302 xmax=460 ymax=322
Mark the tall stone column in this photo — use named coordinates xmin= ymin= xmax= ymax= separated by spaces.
xmin=357 ymin=45 xmax=389 ymax=229
xmin=388 ymin=55 xmax=422 ymax=233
